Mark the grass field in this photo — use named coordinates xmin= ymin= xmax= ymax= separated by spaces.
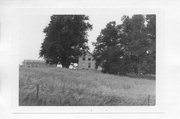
xmin=19 ymin=67 xmax=155 ymax=106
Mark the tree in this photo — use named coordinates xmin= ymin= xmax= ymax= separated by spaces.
xmin=39 ymin=15 xmax=92 ymax=68
xmin=120 ymin=15 xmax=148 ymax=74
xmin=93 ymin=21 xmax=127 ymax=74
xmin=93 ymin=14 xmax=156 ymax=75
xmin=143 ymin=14 xmax=156 ymax=74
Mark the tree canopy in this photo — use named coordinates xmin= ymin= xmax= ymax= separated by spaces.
xmin=39 ymin=15 xmax=92 ymax=68
xmin=93 ymin=14 xmax=156 ymax=75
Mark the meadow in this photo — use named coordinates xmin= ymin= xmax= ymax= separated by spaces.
xmin=19 ymin=67 xmax=155 ymax=106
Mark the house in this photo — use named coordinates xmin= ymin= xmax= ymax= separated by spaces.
xmin=78 ymin=51 xmax=96 ymax=70
xmin=22 ymin=60 xmax=56 ymax=68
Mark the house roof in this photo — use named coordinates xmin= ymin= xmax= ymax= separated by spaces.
xmin=23 ymin=60 xmax=45 ymax=63
xmin=79 ymin=51 xmax=93 ymax=57
xmin=86 ymin=51 xmax=93 ymax=56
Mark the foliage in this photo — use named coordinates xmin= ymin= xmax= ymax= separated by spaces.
xmin=93 ymin=14 xmax=156 ymax=75
xmin=39 ymin=15 xmax=92 ymax=68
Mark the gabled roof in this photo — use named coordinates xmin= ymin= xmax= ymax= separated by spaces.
xmin=23 ymin=60 xmax=45 ymax=63
xmin=81 ymin=51 xmax=93 ymax=57
xmin=86 ymin=51 xmax=93 ymax=56
xmin=79 ymin=51 xmax=94 ymax=57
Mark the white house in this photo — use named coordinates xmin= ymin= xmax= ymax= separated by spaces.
xmin=78 ymin=51 xmax=96 ymax=70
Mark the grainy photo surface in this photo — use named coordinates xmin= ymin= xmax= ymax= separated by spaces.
xmin=19 ymin=14 xmax=156 ymax=106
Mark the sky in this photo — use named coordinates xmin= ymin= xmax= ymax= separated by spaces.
xmin=17 ymin=10 xmax=131 ymax=64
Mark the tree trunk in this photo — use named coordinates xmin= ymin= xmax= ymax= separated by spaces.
xmin=61 ymin=60 xmax=70 ymax=68
xmin=61 ymin=56 xmax=70 ymax=68
xmin=134 ymin=64 xmax=138 ymax=74
xmin=62 ymin=63 xmax=70 ymax=68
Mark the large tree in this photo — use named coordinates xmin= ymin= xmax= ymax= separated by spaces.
xmin=142 ymin=15 xmax=156 ymax=74
xmin=120 ymin=15 xmax=147 ymax=74
xmin=93 ymin=21 xmax=126 ymax=74
xmin=93 ymin=14 xmax=156 ymax=75
xmin=39 ymin=15 xmax=92 ymax=68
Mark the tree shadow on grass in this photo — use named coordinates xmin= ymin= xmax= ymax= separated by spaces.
xmin=126 ymin=73 xmax=156 ymax=80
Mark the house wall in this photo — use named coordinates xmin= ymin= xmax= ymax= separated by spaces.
xmin=78 ymin=53 xmax=96 ymax=70
xmin=22 ymin=60 xmax=56 ymax=68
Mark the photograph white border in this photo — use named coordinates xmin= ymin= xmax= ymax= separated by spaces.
xmin=1 ymin=0 xmax=180 ymax=119
xmin=10 ymin=7 xmax=163 ymax=114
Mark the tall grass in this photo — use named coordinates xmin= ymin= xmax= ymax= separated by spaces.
xmin=19 ymin=67 xmax=155 ymax=106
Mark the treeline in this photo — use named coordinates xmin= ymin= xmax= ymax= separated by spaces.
xmin=93 ymin=15 xmax=156 ymax=75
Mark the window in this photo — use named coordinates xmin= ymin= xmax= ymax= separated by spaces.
xmin=88 ymin=63 xmax=91 ymax=68
xmin=88 ymin=58 xmax=91 ymax=61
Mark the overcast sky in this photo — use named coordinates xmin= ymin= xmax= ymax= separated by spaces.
xmin=16 ymin=10 xmax=133 ymax=64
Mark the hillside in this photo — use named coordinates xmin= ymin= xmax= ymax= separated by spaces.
xmin=19 ymin=67 xmax=155 ymax=106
